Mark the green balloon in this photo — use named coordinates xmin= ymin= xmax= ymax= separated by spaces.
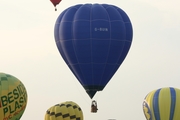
xmin=0 ymin=72 xmax=28 ymax=120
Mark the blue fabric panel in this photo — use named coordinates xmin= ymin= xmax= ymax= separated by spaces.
xmin=169 ymin=87 xmax=176 ymax=120
xmin=153 ymin=89 xmax=161 ymax=120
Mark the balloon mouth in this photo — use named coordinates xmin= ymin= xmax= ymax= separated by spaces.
xmin=86 ymin=90 xmax=97 ymax=99
xmin=52 ymin=3 xmax=59 ymax=7
xmin=84 ymin=85 xmax=104 ymax=99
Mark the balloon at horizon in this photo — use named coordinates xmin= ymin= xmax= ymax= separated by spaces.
xmin=54 ymin=3 xmax=133 ymax=99
xmin=143 ymin=87 xmax=180 ymax=120
xmin=0 ymin=72 xmax=28 ymax=120
xmin=44 ymin=101 xmax=83 ymax=120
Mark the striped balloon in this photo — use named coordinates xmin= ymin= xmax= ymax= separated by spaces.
xmin=45 ymin=101 xmax=83 ymax=120
xmin=143 ymin=87 xmax=180 ymax=120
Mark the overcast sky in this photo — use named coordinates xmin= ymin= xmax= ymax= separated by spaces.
xmin=1 ymin=0 xmax=180 ymax=120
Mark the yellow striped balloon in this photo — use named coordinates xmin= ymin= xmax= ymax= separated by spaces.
xmin=45 ymin=101 xmax=83 ymax=120
xmin=0 ymin=72 xmax=28 ymax=120
xmin=143 ymin=87 xmax=180 ymax=120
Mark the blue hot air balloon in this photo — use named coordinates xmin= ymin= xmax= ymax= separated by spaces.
xmin=54 ymin=3 xmax=133 ymax=99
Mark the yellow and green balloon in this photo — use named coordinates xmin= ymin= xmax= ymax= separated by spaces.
xmin=45 ymin=101 xmax=83 ymax=120
xmin=0 ymin=72 xmax=28 ymax=120
xmin=143 ymin=87 xmax=180 ymax=120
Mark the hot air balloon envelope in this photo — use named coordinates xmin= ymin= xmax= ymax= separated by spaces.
xmin=54 ymin=3 xmax=133 ymax=98
xmin=50 ymin=0 xmax=61 ymax=11
xmin=50 ymin=0 xmax=61 ymax=6
xmin=143 ymin=87 xmax=180 ymax=120
xmin=45 ymin=101 xmax=83 ymax=120
xmin=0 ymin=72 xmax=28 ymax=120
